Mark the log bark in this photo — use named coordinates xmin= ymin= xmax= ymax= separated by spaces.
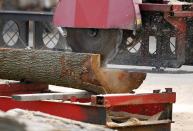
xmin=0 ymin=48 xmax=146 ymax=94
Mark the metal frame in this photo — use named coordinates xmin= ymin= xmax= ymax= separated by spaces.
xmin=0 ymin=82 xmax=48 ymax=96
xmin=0 ymin=11 xmax=53 ymax=21
xmin=0 ymin=5 xmax=193 ymax=71
xmin=0 ymin=10 xmax=66 ymax=50
xmin=0 ymin=82 xmax=176 ymax=131
xmin=112 ymin=3 xmax=193 ymax=71
xmin=53 ymin=1 xmax=193 ymax=69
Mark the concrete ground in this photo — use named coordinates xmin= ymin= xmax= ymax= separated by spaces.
xmin=135 ymin=66 xmax=193 ymax=131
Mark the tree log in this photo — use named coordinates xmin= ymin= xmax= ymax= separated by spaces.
xmin=0 ymin=48 xmax=146 ymax=94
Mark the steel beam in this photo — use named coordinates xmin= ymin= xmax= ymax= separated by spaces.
xmin=91 ymin=92 xmax=176 ymax=107
xmin=0 ymin=82 xmax=48 ymax=96
xmin=0 ymin=10 xmax=53 ymax=21
xmin=12 ymin=92 xmax=91 ymax=101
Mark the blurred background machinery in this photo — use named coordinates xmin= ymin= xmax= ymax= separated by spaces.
xmin=0 ymin=0 xmax=69 ymax=51
xmin=0 ymin=0 xmax=58 ymax=11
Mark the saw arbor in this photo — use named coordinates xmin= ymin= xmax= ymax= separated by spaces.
xmin=66 ymin=29 xmax=123 ymax=64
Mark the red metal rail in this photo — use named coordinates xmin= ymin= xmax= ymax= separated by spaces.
xmin=0 ymin=82 xmax=176 ymax=130
xmin=91 ymin=93 xmax=176 ymax=107
xmin=0 ymin=82 xmax=48 ymax=96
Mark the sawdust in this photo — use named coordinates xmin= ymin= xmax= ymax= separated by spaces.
xmin=135 ymin=68 xmax=193 ymax=131
xmin=0 ymin=109 xmax=114 ymax=131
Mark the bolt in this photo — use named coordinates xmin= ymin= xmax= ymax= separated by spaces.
xmin=153 ymin=90 xmax=161 ymax=94
xmin=165 ymin=88 xmax=173 ymax=93
xmin=96 ymin=96 xmax=104 ymax=105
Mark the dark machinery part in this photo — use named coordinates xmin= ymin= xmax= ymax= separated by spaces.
xmin=1 ymin=0 xmax=193 ymax=71
xmin=66 ymin=0 xmax=193 ymax=71
xmin=66 ymin=28 xmax=123 ymax=64
xmin=111 ymin=11 xmax=180 ymax=68
xmin=66 ymin=28 xmax=147 ymax=93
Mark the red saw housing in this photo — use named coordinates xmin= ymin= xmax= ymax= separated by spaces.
xmin=54 ymin=0 xmax=141 ymax=30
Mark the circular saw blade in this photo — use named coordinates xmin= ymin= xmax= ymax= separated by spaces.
xmin=66 ymin=28 xmax=123 ymax=64
xmin=66 ymin=28 xmax=146 ymax=93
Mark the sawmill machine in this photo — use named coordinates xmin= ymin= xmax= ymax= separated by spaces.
xmin=52 ymin=0 xmax=193 ymax=92
xmin=0 ymin=0 xmax=58 ymax=11
xmin=0 ymin=0 xmax=193 ymax=94
xmin=54 ymin=0 xmax=193 ymax=70
xmin=0 ymin=1 xmax=184 ymax=130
